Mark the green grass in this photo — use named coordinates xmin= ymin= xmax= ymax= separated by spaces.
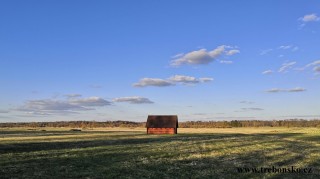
xmin=1 ymin=127 xmax=320 ymax=178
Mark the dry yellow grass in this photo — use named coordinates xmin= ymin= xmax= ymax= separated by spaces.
xmin=1 ymin=127 xmax=320 ymax=178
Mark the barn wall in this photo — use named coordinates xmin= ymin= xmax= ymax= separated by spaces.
xmin=147 ymin=128 xmax=176 ymax=134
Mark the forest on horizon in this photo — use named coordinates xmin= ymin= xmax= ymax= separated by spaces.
xmin=1 ymin=119 xmax=320 ymax=128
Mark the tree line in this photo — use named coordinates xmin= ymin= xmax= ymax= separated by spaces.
xmin=179 ymin=119 xmax=320 ymax=128
xmin=1 ymin=119 xmax=320 ymax=128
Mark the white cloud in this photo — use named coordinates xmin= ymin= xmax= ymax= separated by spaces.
xmin=299 ymin=60 xmax=320 ymax=74
xmin=170 ymin=45 xmax=239 ymax=66
xmin=133 ymin=78 xmax=174 ymax=87
xmin=279 ymin=45 xmax=292 ymax=50
xmin=314 ymin=66 xmax=320 ymax=72
xmin=171 ymin=53 xmax=184 ymax=58
xmin=240 ymin=101 xmax=254 ymax=104
xmin=17 ymin=97 xmax=111 ymax=115
xmin=169 ymin=75 xmax=199 ymax=84
xmin=294 ymin=60 xmax=320 ymax=72
xmin=300 ymin=13 xmax=320 ymax=22
xmin=170 ymin=75 xmax=213 ymax=84
xmin=241 ymin=108 xmax=264 ymax=111
xmin=262 ymin=45 xmax=298 ymax=55
xmin=70 ymin=97 xmax=112 ymax=106
xmin=278 ymin=45 xmax=299 ymax=52
xmin=226 ymin=49 xmax=240 ymax=56
xmin=306 ymin=60 xmax=320 ymax=67
xmin=199 ymin=77 xmax=214 ymax=82
xmin=266 ymin=88 xmax=283 ymax=93
xmin=260 ymin=49 xmax=273 ymax=55
xmin=133 ymin=75 xmax=213 ymax=87
xmin=262 ymin=70 xmax=273 ymax=75
xmin=208 ymin=46 xmax=229 ymax=58
xmin=287 ymin=87 xmax=306 ymax=92
xmin=266 ymin=87 xmax=306 ymax=93
xmin=113 ymin=96 xmax=154 ymax=104
xmin=27 ymin=111 xmax=76 ymax=116
xmin=220 ymin=60 xmax=233 ymax=64
xmin=171 ymin=48 xmax=217 ymax=66
xmin=20 ymin=100 xmax=87 ymax=111
xmin=298 ymin=14 xmax=320 ymax=29
xmin=278 ymin=62 xmax=296 ymax=73
xmin=65 ymin=94 xmax=82 ymax=98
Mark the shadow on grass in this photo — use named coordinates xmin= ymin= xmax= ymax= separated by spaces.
xmin=0 ymin=133 xmax=243 ymax=154
xmin=0 ymin=130 xmax=144 ymax=137
xmin=1 ymin=131 xmax=320 ymax=178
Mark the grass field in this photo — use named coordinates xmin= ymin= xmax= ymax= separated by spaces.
xmin=1 ymin=127 xmax=320 ymax=178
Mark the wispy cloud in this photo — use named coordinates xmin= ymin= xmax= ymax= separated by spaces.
xmin=64 ymin=94 xmax=82 ymax=98
xmin=240 ymin=101 xmax=254 ymax=104
xmin=298 ymin=13 xmax=320 ymax=28
xmin=278 ymin=45 xmax=299 ymax=52
xmin=169 ymin=75 xmax=200 ymax=84
xmin=170 ymin=45 xmax=239 ymax=66
xmin=279 ymin=45 xmax=292 ymax=50
xmin=266 ymin=87 xmax=306 ymax=93
xmin=278 ymin=62 xmax=296 ymax=73
xmin=133 ymin=78 xmax=174 ymax=87
xmin=220 ymin=60 xmax=233 ymax=64
xmin=296 ymin=60 xmax=320 ymax=74
xmin=133 ymin=75 xmax=213 ymax=87
xmin=18 ymin=100 xmax=87 ymax=112
xmin=26 ymin=111 xmax=79 ymax=116
xmin=266 ymin=88 xmax=283 ymax=93
xmin=262 ymin=70 xmax=273 ymax=75
xmin=287 ymin=87 xmax=307 ymax=92
xmin=241 ymin=108 xmax=264 ymax=111
xmin=169 ymin=75 xmax=213 ymax=84
xmin=199 ymin=77 xmax=214 ymax=82
xmin=113 ymin=96 xmax=154 ymax=104
xmin=69 ymin=97 xmax=111 ymax=107
xmin=17 ymin=97 xmax=111 ymax=115
xmin=314 ymin=66 xmax=320 ymax=73
xmin=171 ymin=53 xmax=184 ymax=58
xmin=226 ymin=49 xmax=240 ymax=56
xmin=306 ymin=60 xmax=320 ymax=68
xmin=261 ymin=45 xmax=298 ymax=56
xmin=299 ymin=13 xmax=320 ymax=22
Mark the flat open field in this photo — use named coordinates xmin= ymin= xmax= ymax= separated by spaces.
xmin=1 ymin=127 xmax=320 ymax=178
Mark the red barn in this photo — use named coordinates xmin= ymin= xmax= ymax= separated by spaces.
xmin=146 ymin=115 xmax=178 ymax=134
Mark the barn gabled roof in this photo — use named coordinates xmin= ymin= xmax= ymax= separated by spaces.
xmin=146 ymin=115 xmax=178 ymax=128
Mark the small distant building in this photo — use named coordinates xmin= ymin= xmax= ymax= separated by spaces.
xmin=146 ymin=115 xmax=178 ymax=134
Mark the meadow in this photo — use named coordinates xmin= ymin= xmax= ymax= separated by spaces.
xmin=1 ymin=127 xmax=320 ymax=178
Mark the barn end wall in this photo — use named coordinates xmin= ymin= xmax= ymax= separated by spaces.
xmin=147 ymin=128 xmax=176 ymax=134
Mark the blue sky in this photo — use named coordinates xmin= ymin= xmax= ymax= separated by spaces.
xmin=1 ymin=0 xmax=320 ymax=122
